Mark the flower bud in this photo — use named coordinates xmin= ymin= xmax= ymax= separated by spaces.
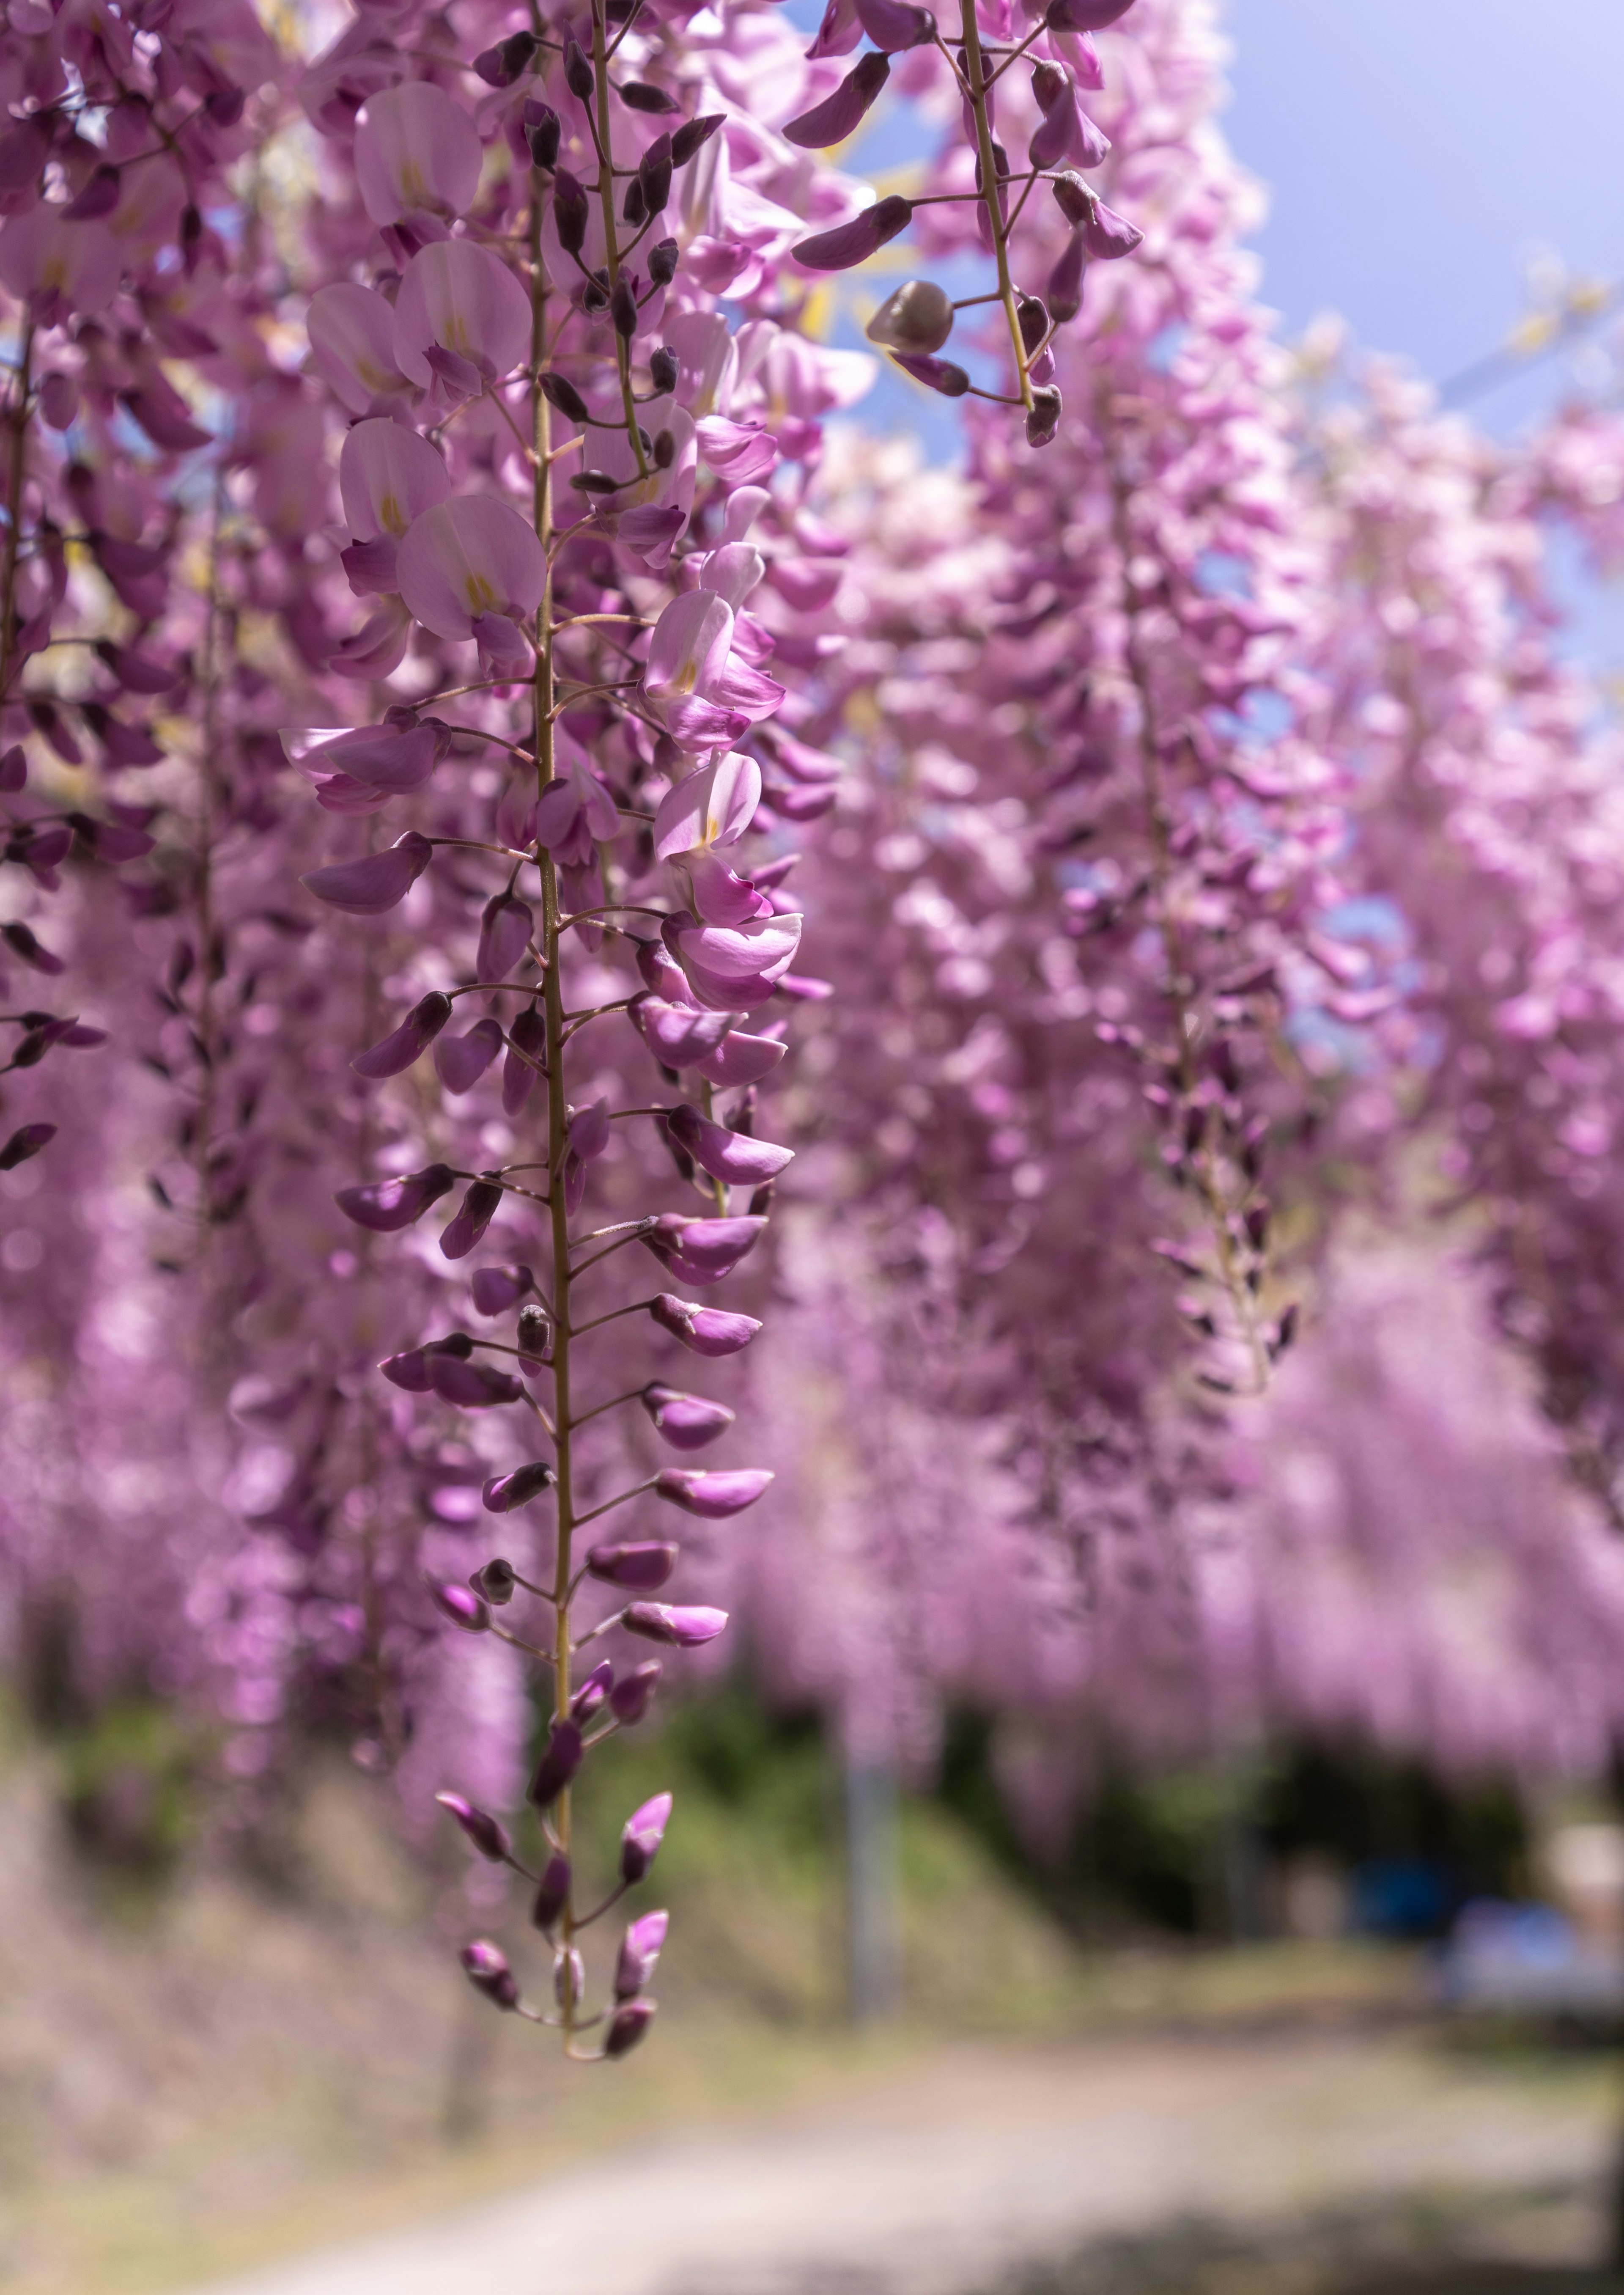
xmin=606 ymin=1998 xmax=656 ymax=2056
xmin=669 ymin=113 xmax=723 ymax=167
xmin=441 ymin=1176 xmax=505 ymax=1261
xmin=892 ymin=353 xmax=970 ymax=398
xmin=436 ymin=1791 xmax=511 ymax=1861
xmin=471 ymin=1558 xmax=517 ymax=1603
xmin=793 ymin=195 xmax=913 ymax=273
xmin=784 ymin=51 xmax=890 ymax=149
xmin=554 ymin=1945 xmax=585 ymax=2009
xmin=865 ymin=279 xmax=953 ymax=355
xmin=649 ymin=1295 xmax=762 ymax=1357
xmin=610 ymin=1661 xmax=663 ymax=1724
xmin=856 ymin=0 xmax=935 ymax=44
xmin=655 ymin=1468 xmax=773 ymax=1519
xmin=525 ymin=105 xmax=561 ymax=169
xmin=572 ymin=1659 xmax=614 ymax=1723
xmin=623 ymin=1602 xmax=729 ymax=1649
xmin=517 ymin=1303 xmax=553 ymax=1364
xmin=639 ymin=1384 xmax=737 ymax=1450
xmin=0 ymin=1122 xmax=55 ymax=1171
xmin=562 ymin=34 xmax=594 ymax=100
xmin=1051 ymin=170 xmax=1092 ymax=228
xmin=1026 ymin=386 xmax=1063 ymax=448
xmin=302 ymin=831 xmax=433 ymax=916
xmin=483 ymin=1459 xmax=557 ymax=1511
xmin=426 ymin=1354 xmax=526 ymax=1407
xmin=460 ymin=1940 xmax=518 ymax=2009
xmin=352 ymin=991 xmax=453 ymax=1082
xmin=337 ymin=1163 xmax=457 ymax=1233
xmin=477 ymin=893 xmax=534 ymax=981
xmin=1017 ymin=293 xmax=1050 ymax=356
xmin=529 ymin=1718 xmax=584 ymax=1809
xmin=647 ymin=237 xmax=680 ymax=286
xmin=503 ymin=1005 xmax=547 ymax=1117
xmin=540 ymin=371 xmax=590 ymax=425
xmin=621 ymin=80 xmax=681 ymax=113
xmin=471 ymin=1264 xmax=534 ymax=1316
xmin=552 ymin=168 xmax=589 ymax=255
xmin=588 ymin=1540 xmax=680 ymax=1591
xmin=475 ymin=28 xmax=538 ymax=84
xmin=614 ymin=1909 xmax=670 ymax=1999
xmin=637 ymin=133 xmax=673 ymax=217
xmin=649 ymin=344 xmax=679 ymax=394
xmin=1047 ymin=228 xmax=1087 ymax=323
xmin=425 ymin=1575 xmax=491 ymax=1633
xmin=532 ymin=1853 xmax=571 ymax=1930
xmin=620 ymin=1791 xmax=672 ymax=1883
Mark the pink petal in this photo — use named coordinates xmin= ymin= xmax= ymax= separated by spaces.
xmin=354 ymin=83 xmax=483 ymax=226
xmin=340 ymin=417 xmax=451 ymax=540
xmin=694 ymin=1029 xmax=785 ymax=1088
xmin=307 ymin=283 xmax=410 ymax=415
xmin=396 ymin=495 xmax=548 ymax=640
xmin=653 ymin=753 xmax=762 ymax=860
xmin=644 ymin=590 xmax=734 ymax=704
xmin=301 ymin=830 xmax=433 ymax=915
xmin=393 ymin=239 xmax=530 ymax=388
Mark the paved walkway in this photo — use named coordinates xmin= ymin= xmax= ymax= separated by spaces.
xmin=173 ymin=2031 xmax=1617 ymax=2295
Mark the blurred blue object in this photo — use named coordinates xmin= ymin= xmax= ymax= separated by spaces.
xmin=1435 ymin=1897 xmax=1624 ymax=2017
xmin=1349 ymin=1857 xmax=1452 ymax=1938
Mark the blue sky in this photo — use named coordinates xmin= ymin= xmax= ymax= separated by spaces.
xmin=1223 ymin=0 xmax=1624 ymax=432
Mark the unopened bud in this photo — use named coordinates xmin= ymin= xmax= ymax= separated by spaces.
xmin=471 ymin=1557 xmax=517 ymax=1604
xmin=532 ymin=1853 xmax=571 ymax=1930
xmin=893 ymin=353 xmax=970 ymax=398
xmin=647 ymin=237 xmax=679 ymax=287
xmin=610 ymin=276 xmax=639 ymax=338
xmin=1051 ymin=170 xmax=1093 ymax=228
xmin=540 ymin=370 xmax=590 ymax=424
xmin=866 ymin=278 xmax=953 ymax=355
xmin=552 ymin=168 xmax=589 ymax=254
xmin=460 ymin=1939 xmax=518 ymax=2009
xmin=1026 ymin=386 xmax=1063 ymax=447
xmin=620 ymin=1792 xmax=672 ymax=1883
xmin=425 ymin=1575 xmax=491 ymax=1633
xmin=554 ymin=1945 xmax=585 ymax=2009
xmin=436 ymin=1791 xmax=511 ymax=1862
xmin=669 ymin=113 xmax=723 ymax=167
xmin=529 ymin=1718 xmax=584 ymax=1809
xmin=483 ymin=1459 xmax=557 ymax=1512
xmin=649 ymin=344 xmax=679 ymax=394
xmin=572 ymin=1659 xmax=614 ymax=1723
xmin=610 ymin=1660 xmax=663 ymax=1725
xmin=517 ymin=1303 xmax=552 ymax=1362
xmin=606 ymin=1998 xmax=656 ymax=2056
xmin=614 ymin=1909 xmax=669 ymax=1999
xmin=526 ymin=104 xmax=561 ymax=169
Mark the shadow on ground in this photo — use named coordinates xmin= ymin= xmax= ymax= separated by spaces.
xmin=998 ymin=2185 xmax=1624 ymax=2295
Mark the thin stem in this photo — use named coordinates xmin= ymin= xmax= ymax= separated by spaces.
xmin=0 ymin=322 xmax=34 ymax=706
xmin=956 ymin=0 xmax=1034 ymax=415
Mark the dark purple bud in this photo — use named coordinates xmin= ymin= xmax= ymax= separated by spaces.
xmin=471 ymin=1558 xmax=517 ymax=1603
xmin=1051 ymin=170 xmax=1092 ymax=228
xmin=472 ymin=1264 xmax=534 ymax=1315
xmin=426 ymin=1575 xmax=491 ymax=1633
xmin=540 ymin=371 xmax=590 ymax=425
xmin=529 ymin=1718 xmax=584 ymax=1809
xmin=554 ymin=1945 xmax=585 ymax=2009
xmin=381 ymin=1348 xmax=431 ymax=1391
xmin=460 ymin=1939 xmax=518 ymax=2009
xmin=1047 ymin=228 xmax=1087 ymax=322
xmin=793 ymin=195 xmax=913 ymax=272
xmin=784 ymin=51 xmax=889 ymax=148
xmin=1273 ymin=1301 xmax=1299 ymax=1356
xmin=477 ymin=27 xmax=538 ymax=82
xmin=0 ymin=1121 xmax=55 ymax=1171
xmin=302 ymin=832 xmax=433 ymax=917
xmin=526 ymin=105 xmax=562 ymax=168
xmin=441 ymin=1177 xmax=504 ymax=1262
xmin=609 ymin=1660 xmax=663 ymax=1724
xmin=516 ymin=1303 xmax=552 ymax=1364
xmin=352 ymin=991 xmax=453 ymax=1081
xmin=63 ymin=164 xmax=120 ymax=220
xmin=426 ymin=1355 xmax=525 ymax=1407
xmin=656 ymin=1468 xmax=773 ymax=1519
xmin=637 ymin=133 xmax=673 ymax=217
xmin=666 ymin=1102 xmax=793 ymax=1185
xmin=1084 ymin=199 xmax=1143 ymax=258
xmin=562 ymin=34 xmax=594 ymax=99
xmin=588 ymin=1540 xmax=680 ymax=1591
xmin=855 ymin=0 xmax=934 ymax=47
xmin=532 ymin=1853 xmax=571 ymax=1929
xmin=552 ymin=169 xmax=590 ymax=255
xmin=649 ymin=1295 xmax=763 ymax=1357
xmin=614 ymin=1909 xmax=669 ymax=1999
xmin=3 ymin=921 xmax=65 ymax=975
xmin=205 ymin=85 xmax=246 ymax=126
xmin=436 ymin=1790 xmax=512 ymax=1861
xmin=503 ymin=1006 xmax=547 ymax=1117
xmin=892 ymin=352 xmax=970 ymax=398
xmin=648 ymin=343 xmax=679 ymax=394
xmin=1045 ymin=0 xmax=1133 ymax=25
xmin=647 ymin=237 xmax=679 ymax=287
xmin=336 ymin=1162 xmax=456 ymax=1233
xmin=623 ymin=1602 xmax=730 ymax=1648
xmin=572 ymin=1660 xmax=614 ymax=1723
xmin=620 ymin=79 xmax=680 ymax=112
xmin=1026 ymin=385 xmax=1062 ymax=448
xmin=606 ymin=1998 xmax=656 ymax=2056
xmin=620 ymin=1791 xmax=672 ymax=1882
xmin=639 ymin=1383 xmax=736 ymax=1450
xmin=669 ymin=113 xmax=723 ymax=167
xmin=1017 ymin=293 xmax=1050 ymax=356
xmin=0 ymin=746 xmax=24 ymax=793
xmin=483 ymin=1459 xmax=556 ymax=1511
xmin=642 ymin=1213 xmax=766 ymax=1286
xmin=434 ymin=1017 xmax=505 ymax=1096
xmin=610 ymin=275 xmax=639 ymax=340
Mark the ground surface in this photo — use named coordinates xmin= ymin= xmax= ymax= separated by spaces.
xmin=166 ymin=2031 xmax=1621 ymax=2295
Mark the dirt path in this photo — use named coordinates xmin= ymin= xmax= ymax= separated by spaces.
xmin=170 ymin=2030 xmax=1620 ymax=2295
